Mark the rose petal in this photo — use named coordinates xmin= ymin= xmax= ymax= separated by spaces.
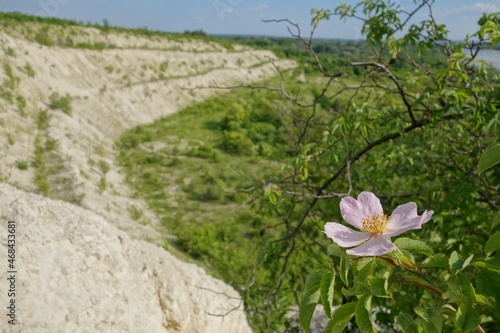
xmin=346 ymin=234 xmax=396 ymax=256
xmin=384 ymin=203 xmax=434 ymax=237
xmin=340 ymin=191 xmax=383 ymax=229
xmin=421 ymin=210 xmax=433 ymax=224
xmin=324 ymin=222 xmax=371 ymax=247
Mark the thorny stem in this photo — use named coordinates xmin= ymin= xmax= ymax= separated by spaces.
xmin=390 ymin=279 xmax=442 ymax=297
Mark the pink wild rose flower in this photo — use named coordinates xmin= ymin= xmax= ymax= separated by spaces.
xmin=324 ymin=191 xmax=433 ymax=256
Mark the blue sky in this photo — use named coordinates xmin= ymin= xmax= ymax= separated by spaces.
xmin=0 ymin=1 xmax=498 ymax=40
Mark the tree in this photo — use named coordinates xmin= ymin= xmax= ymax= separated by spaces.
xmin=228 ymin=1 xmax=500 ymax=331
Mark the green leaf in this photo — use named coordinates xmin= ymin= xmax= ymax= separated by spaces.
xmin=269 ymin=192 xmax=277 ymax=205
xmin=300 ymin=269 xmax=327 ymax=332
xmin=325 ymin=302 xmax=357 ymax=333
xmin=355 ymin=295 xmax=375 ymax=333
xmin=471 ymin=260 xmax=500 ymax=273
xmin=455 ymin=304 xmax=480 ymax=332
xmin=476 ymin=269 xmax=500 ymax=317
xmin=478 ymin=144 xmax=500 ymax=174
xmin=414 ymin=306 xmax=443 ymax=333
xmin=493 ymin=211 xmax=500 ymax=230
xmin=485 ymin=231 xmax=500 ymax=254
xmin=442 ymin=290 xmax=470 ymax=303
xmin=398 ymin=313 xmax=418 ymax=333
xmin=453 ymin=273 xmax=477 ymax=302
xmin=370 ymin=276 xmax=392 ymax=298
xmin=422 ymin=254 xmax=449 ymax=269
xmin=463 ymin=254 xmax=474 ymax=270
xmin=340 ymin=253 xmax=350 ymax=285
xmin=395 ymin=238 xmax=433 ymax=256
xmin=449 ymin=251 xmax=463 ymax=274
xmin=356 ymin=257 xmax=375 ymax=277
xmin=320 ymin=272 xmax=336 ymax=320
xmin=327 ymin=243 xmax=342 ymax=257
xmin=449 ymin=251 xmax=472 ymax=274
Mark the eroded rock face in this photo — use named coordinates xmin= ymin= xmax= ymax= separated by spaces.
xmin=0 ymin=183 xmax=251 ymax=333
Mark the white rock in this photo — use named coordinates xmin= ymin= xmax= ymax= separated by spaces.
xmin=0 ymin=183 xmax=252 ymax=333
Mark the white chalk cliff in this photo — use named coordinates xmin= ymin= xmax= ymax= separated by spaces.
xmin=0 ymin=19 xmax=297 ymax=333
xmin=0 ymin=183 xmax=250 ymax=333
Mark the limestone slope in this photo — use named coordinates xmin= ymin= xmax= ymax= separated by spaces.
xmin=0 ymin=183 xmax=250 ymax=333
xmin=0 ymin=21 xmax=296 ymax=332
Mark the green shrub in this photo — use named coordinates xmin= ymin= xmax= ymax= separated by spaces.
xmin=35 ymin=31 xmax=54 ymax=46
xmin=221 ymin=130 xmax=254 ymax=154
xmin=16 ymin=161 xmax=28 ymax=170
xmin=98 ymin=160 xmax=110 ymax=174
xmin=24 ymin=62 xmax=36 ymax=77
xmin=5 ymin=47 xmax=16 ymax=57
xmin=36 ymin=110 xmax=49 ymax=129
xmin=98 ymin=176 xmax=107 ymax=191
xmin=49 ymin=92 xmax=72 ymax=115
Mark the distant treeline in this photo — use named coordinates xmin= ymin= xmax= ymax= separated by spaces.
xmin=0 ymin=11 xmax=232 ymax=48
xmin=218 ymin=35 xmax=451 ymax=75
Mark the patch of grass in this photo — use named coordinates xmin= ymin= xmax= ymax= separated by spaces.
xmin=24 ymin=62 xmax=36 ymax=77
xmin=16 ymin=161 xmax=28 ymax=170
xmin=5 ymin=47 xmax=16 ymax=57
xmin=128 ymin=206 xmax=143 ymax=221
xmin=7 ymin=133 xmax=14 ymax=145
xmin=98 ymin=176 xmax=107 ymax=192
xmin=48 ymin=92 xmax=72 ymax=115
xmin=98 ymin=160 xmax=110 ymax=174
xmin=0 ymin=63 xmax=27 ymax=114
xmin=16 ymin=95 xmax=27 ymax=116
xmin=104 ymin=65 xmax=114 ymax=74
xmin=115 ymin=72 xmax=362 ymax=330
xmin=159 ymin=61 xmax=169 ymax=72
xmin=36 ymin=109 xmax=49 ymax=129
xmin=35 ymin=30 xmax=54 ymax=46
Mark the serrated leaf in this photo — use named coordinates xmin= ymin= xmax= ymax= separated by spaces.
xmin=356 ymin=257 xmax=375 ymax=276
xmin=340 ymin=253 xmax=350 ymax=285
xmin=300 ymin=269 xmax=327 ymax=332
xmin=414 ymin=306 xmax=443 ymax=333
xmin=422 ymin=254 xmax=449 ymax=269
xmin=442 ymin=290 xmax=470 ymax=303
xmin=478 ymin=144 xmax=500 ymax=174
xmin=454 ymin=273 xmax=477 ymax=301
xmin=325 ymin=302 xmax=357 ymax=333
xmin=320 ymin=272 xmax=336 ymax=319
xmin=485 ymin=231 xmax=500 ymax=254
xmin=370 ymin=277 xmax=392 ymax=298
xmin=474 ymin=293 xmax=494 ymax=307
xmin=476 ymin=269 xmax=500 ymax=317
xmin=355 ymin=295 xmax=375 ymax=333
xmin=398 ymin=313 xmax=418 ymax=333
xmin=394 ymin=238 xmax=433 ymax=256
xmin=455 ymin=304 xmax=480 ymax=331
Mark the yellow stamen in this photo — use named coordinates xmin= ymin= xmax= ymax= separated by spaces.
xmin=361 ymin=214 xmax=390 ymax=234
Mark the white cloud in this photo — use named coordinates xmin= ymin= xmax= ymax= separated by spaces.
xmin=444 ymin=2 xmax=500 ymax=16
xmin=244 ymin=3 xmax=269 ymax=12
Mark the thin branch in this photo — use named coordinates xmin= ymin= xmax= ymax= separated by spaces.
xmin=195 ymin=286 xmax=245 ymax=318
xmin=350 ymin=61 xmax=416 ymax=123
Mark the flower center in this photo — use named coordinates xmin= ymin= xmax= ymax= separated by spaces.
xmin=361 ymin=214 xmax=390 ymax=234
